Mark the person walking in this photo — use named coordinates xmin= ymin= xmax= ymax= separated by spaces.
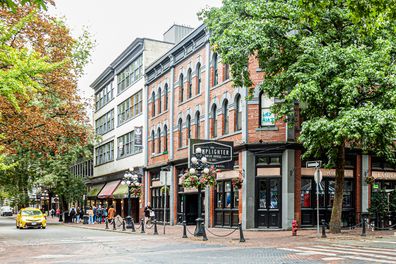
xmin=50 ymin=208 xmax=55 ymax=218
xmin=87 ymin=207 xmax=94 ymax=224
xmin=144 ymin=202 xmax=153 ymax=224
xmin=97 ymin=205 xmax=103 ymax=224
xmin=69 ymin=207 xmax=76 ymax=223
xmin=102 ymin=206 xmax=108 ymax=223
xmin=56 ymin=208 xmax=60 ymax=218
xmin=107 ymin=205 xmax=116 ymax=224
xmin=76 ymin=207 xmax=81 ymax=223
xmin=93 ymin=206 xmax=97 ymax=223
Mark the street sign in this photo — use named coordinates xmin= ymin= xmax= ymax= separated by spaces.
xmin=314 ymin=169 xmax=323 ymax=184
xmin=306 ymin=160 xmax=322 ymax=168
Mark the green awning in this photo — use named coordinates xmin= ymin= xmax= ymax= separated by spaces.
xmin=113 ymin=184 xmax=128 ymax=199
xmin=87 ymin=183 xmax=105 ymax=198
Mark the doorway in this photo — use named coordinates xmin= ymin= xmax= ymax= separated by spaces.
xmin=256 ymin=177 xmax=281 ymax=228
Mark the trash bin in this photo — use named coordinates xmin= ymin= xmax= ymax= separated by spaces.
xmin=63 ymin=211 xmax=71 ymax=223
xmin=83 ymin=215 xmax=89 ymax=224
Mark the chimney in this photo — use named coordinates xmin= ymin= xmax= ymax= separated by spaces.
xmin=163 ymin=24 xmax=194 ymax=44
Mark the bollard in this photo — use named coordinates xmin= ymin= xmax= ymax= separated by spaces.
xmin=131 ymin=218 xmax=136 ymax=232
xmin=105 ymin=218 xmax=109 ymax=229
xmin=141 ymin=218 xmax=145 ymax=233
xmin=321 ymin=219 xmax=327 ymax=238
xmin=361 ymin=216 xmax=367 ymax=237
xmin=153 ymin=219 xmax=158 ymax=235
xmin=113 ymin=219 xmax=116 ymax=230
xmin=201 ymin=222 xmax=208 ymax=241
xmin=182 ymin=220 xmax=187 ymax=238
xmin=122 ymin=220 xmax=126 ymax=231
xmin=239 ymin=223 xmax=246 ymax=242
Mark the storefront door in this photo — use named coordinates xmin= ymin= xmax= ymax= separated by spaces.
xmin=256 ymin=178 xmax=281 ymax=228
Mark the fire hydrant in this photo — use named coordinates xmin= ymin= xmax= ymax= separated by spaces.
xmin=292 ymin=219 xmax=298 ymax=236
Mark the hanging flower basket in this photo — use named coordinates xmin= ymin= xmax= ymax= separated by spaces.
xmin=365 ymin=175 xmax=375 ymax=185
xmin=130 ymin=184 xmax=142 ymax=198
xmin=182 ymin=166 xmax=217 ymax=189
xmin=232 ymin=177 xmax=243 ymax=189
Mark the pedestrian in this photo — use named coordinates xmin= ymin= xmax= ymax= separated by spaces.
xmin=56 ymin=208 xmax=60 ymax=218
xmin=93 ymin=205 xmax=97 ymax=223
xmin=69 ymin=207 xmax=76 ymax=223
xmin=87 ymin=207 xmax=94 ymax=224
xmin=102 ymin=206 xmax=108 ymax=223
xmin=76 ymin=207 xmax=81 ymax=223
xmin=97 ymin=205 xmax=103 ymax=224
xmin=107 ymin=205 xmax=116 ymax=224
xmin=50 ymin=208 xmax=55 ymax=218
xmin=79 ymin=206 xmax=84 ymax=223
xmin=144 ymin=202 xmax=153 ymax=224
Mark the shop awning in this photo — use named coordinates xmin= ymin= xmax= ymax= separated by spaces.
xmin=113 ymin=183 xmax=128 ymax=199
xmin=87 ymin=183 xmax=105 ymax=198
xmin=97 ymin=180 xmax=120 ymax=199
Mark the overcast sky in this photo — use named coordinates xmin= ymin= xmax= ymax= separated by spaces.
xmin=48 ymin=0 xmax=222 ymax=104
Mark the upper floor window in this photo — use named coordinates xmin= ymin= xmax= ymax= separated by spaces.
xmin=158 ymin=87 xmax=162 ymax=114
xmin=235 ymin=95 xmax=242 ymax=131
xmin=95 ymin=109 xmax=114 ymax=135
xmin=179 ymin=73 xmax=184 ymax=103
xmin=224 ymin=64 xmax=230 ymax=81
xmin=151 ymin=130 xmax=155 ymax=154
xmin=164 ymin=125 xmax=168 ymax=152
xmin=151 ymin=91 xmax=156 ymax=117
xmin=187 ymin=68 xmax=192 ymax=99
xmin=196 ymin=63 xmax=201 ymax=94
xmin=157 ymin=128 xmax=161 ymax=154
xmin=195 ymin=111 xmax=200 ymax=139
xmin=186 ymin=115 xmax=191 ymax=141
xmin=178 ymin=118 xmax=183 ymax=148
xmin=95 ymin=81 xmax=114 ymax=111
xmin=117 ymin=90 xmax=142 ymax=125
xmin=223 ymin=99 xmax=229 ymax=135
xmin=117 ymin=130 xmax=141 ymax=159
xmin=117 ymin=55 xmax=143 ymax=94
xmin=211 ymin=104 xmax=217 ymax=138
xmin=95 ymin=141 xmax=114 ymax=166
xmin=164 ymin=84 xmax=169 ymax=111
xmin=259 ymin=92 xmax=275 ymax=127
xmin=213 ymin=53 xmax=218 ymax=86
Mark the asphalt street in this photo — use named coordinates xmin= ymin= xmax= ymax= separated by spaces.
xmin=0 ymin=216 xmax=395 ymax=264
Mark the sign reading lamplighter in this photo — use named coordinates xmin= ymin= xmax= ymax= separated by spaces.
xmin=189 ymin=139 xmax=234 ymax=170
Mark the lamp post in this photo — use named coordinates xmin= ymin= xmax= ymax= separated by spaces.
xmin=121 ymin=169 xmax=140 ymax=228
xmin=41 ymin=190 xmax=49 ymax=213
xmin=190 ymin=147 xmax=209 ymax=236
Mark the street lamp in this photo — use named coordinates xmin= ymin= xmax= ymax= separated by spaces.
xmin=121 ymin=169 xmax=140 ymax=228
xmin=190 ymin=147 xmax=209 ymax=236
xmin=41 ymin=190 xmax=49 ymax=213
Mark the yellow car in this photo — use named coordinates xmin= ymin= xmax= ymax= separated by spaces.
xmin=16 ymin=208 xmax=47 ymax=229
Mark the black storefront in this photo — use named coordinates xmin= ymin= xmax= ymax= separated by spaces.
xmin=150 ymin=170 xmax=170 ymax=223
xmin=214 ymin=179 xmax=239 ymax=227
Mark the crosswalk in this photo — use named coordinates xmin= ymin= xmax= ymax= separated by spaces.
xmin=279 ymin=243 xmax=396 ymax=263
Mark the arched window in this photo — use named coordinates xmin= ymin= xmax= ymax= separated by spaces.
xmin=259 ymin=92 xmax=275 ymax=127
xmin=164 ymin=84 xmax=168 ymax=111
xmin=151 ymin=91 xmax=155 ymax=117
xmin=178 ymin=118 xmax=183 ymax=148
xmin=151 ymin=130 xmax=155 ymax=154
xmin=158 ymin=87 xmax=162 ymax=114
xmin=179 ymin=73 xmax=184 ymax=103
xmin=235 ymin=94 xmax=242 ymax=131
xmin=222 ymin=99 xmax=229 ymax=135
xmin=157 ymin=128 xmax=161 ymax=154
xmin=213 ymin=53 xmax=218 ymax=86
xmin=164 ymin=125 xmax=168 ymax=152
xmin=186 ymin=115 xmax=191 ymax=141
xmin=187 ymin=68 xmax=192 ymax=99
xmin=211 ymin=104 xmax=217 ymax=138
xmin=195 ymin=111 xmax=200 ymax=139
xmin=196 ymin=63 xmax=201 ymax=94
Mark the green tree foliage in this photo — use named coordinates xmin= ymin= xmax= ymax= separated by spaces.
xmin=0 ymin=0 xmax=47 ymax=11
xmin=369 ymin=190 xmax=389 ymax=219
xmin=201 ymin=0 xmax=396 ymax=233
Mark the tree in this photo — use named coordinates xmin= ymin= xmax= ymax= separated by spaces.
xmin=0 ymin=0 xmax=48 ymax=11
xmin=201 ymin=0 xmax=396 ymax=233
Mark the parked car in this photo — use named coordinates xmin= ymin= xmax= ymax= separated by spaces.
xmin=16 ymin=208 xmax=47 ymax=229
xmin=0 ymin=206 xmax=13 ymax=216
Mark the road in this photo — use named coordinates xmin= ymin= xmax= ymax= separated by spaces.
xmin=0 ymin=216 xmax=395 ymax=264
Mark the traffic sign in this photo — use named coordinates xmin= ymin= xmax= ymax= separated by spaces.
xmin=306 ymin=160 xmax=321 ymax=168
xmin=314 ymin=169 xmax=323 ymax=184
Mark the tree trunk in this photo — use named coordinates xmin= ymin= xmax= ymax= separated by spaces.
xmin=329 ymin=143 xmax=345 ymax=233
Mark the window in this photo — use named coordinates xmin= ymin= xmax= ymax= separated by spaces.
xmin=211 ymin=104 xmax=217 ymax=138
xmin=117 ymin=55 xmax=143 ymax=93
xmin=151 ymin=130 xmax=155 ymax=154
xmin=196 ymin=63 xmax=201 ymax=94
xmin=95 ymin=141 xmax=114 ymax=165
xmin=117 ymin=130 xmax=141 ymax=159
xmin=187 ymin=68 xmax=192 ymax=99
xmin=179 ymin=73 xmax=184 ymax=103
xmin=117 ymin=90 xmax=142 ymax=125
xmin=235 ymin=95 xmax=242 ymax=131
xmin=151 ymin=91 xmax=156 ymax=117
xmin=157 ymin=128 xmax=161 ymax=154
xmin=164 ymin=84 xmax=169 ymax=111
xmin=224 ymin=64 xmax=230 ymax=81
xmin=178 ymin=118 xmax=183 ymax=148
xmin=195 ymin=111 xmax=200 ymax=139
xmin=95 ymin=81 xmax=114 ymax=111
xmin=158 ymin=87 xmax=162 ymax=114
xmin=186 ymin=115 xmax=191 ymax=141
xmin=222 ymin=99 xmax=229 ymax=135
xmin=260 ymin=92 xmax=275 ymax=126
xmin=213 ymin=53 xmax=218 ymax=86
xmin=164 ymin=125 xmax=168 ymax=152
xmin=215 ymin=180 xmax=239 ymax=227
xmin=95 ymin=109 xmax=114 ymax=135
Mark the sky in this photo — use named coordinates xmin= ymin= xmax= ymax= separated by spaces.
xmin=48 ymin=0 xmax=222 ymax=109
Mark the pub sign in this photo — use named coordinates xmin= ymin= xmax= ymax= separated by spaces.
xmin=189 ymin=139 xmax=234 ymax=170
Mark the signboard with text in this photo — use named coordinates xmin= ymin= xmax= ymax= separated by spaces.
xmin=134 ymin=126 xmax=143 ymax=147
xmin=189 ymin=139 xmax=234 ymax=170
